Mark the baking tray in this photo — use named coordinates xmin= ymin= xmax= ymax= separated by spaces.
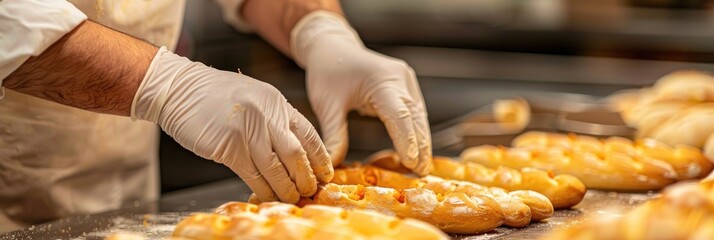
xmin=1 ymin=178 xmax=658 ymax=240
xmin=431 ymin=93 xmax=635 ymax=151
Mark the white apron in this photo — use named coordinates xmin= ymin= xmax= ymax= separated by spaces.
xmin=0 ymin=0 xmax=185 ymax=232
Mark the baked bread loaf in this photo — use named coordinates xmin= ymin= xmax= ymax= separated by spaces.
xmin=462 ymin=143 xmax=677 ymax=190
xmin=608 ymin=70 xmax=714 ymax=169
xmin=513 ymin=131 xmax=713 ymax=180
xmin=420 ymin=176 xmax=552 ymax=226
xmin=170 ymin=202 xmax=448 ymax=240
xmin=430 ymin=157 xmax=585 ymax=209
xmin=296 ymin=183 xmax=505 ymax=234
xmin=332 ymin=165 xmax=554 ymax=227
xmin=367 ymin=150 xmax=585 ymax=209
xmin=543 ymin=180 xmax=714 ymax=240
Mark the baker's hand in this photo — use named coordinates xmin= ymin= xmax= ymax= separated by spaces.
xmin=291 ymin=11 xmax=432 ymax=175
xmin=131 ymin=47 xmax=333 ymax=203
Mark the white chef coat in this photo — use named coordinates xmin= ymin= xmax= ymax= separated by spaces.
xmin=0 ymin=0 xmax=247 ymax=233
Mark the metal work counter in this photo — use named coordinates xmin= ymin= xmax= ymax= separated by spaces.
xmin=2 ymin=177 xmax=658 ymax=240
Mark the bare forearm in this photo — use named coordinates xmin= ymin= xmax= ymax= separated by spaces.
xmin=242 ymin=0 xmax=343 ymax=56
xmin=3 ymin=21 xmax=158 ymax=116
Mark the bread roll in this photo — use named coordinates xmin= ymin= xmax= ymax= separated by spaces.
xmin=493 ymin=97 xmax=531 ymax=132
xmin=332 ymin=165 xmax=554 ymax=227
xmin=300 ymin=183 xmax=505 ymax=234
xmin=543 ymin=180 xmax=714 ymax=240
xmin=513 ymin=131 xmax=713 ymax=179
xmin=170 ymin=202 xmax=449 ymax=240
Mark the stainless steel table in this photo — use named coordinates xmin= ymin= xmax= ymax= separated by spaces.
xmin=2 ymin=177 xmax=659 ymax=240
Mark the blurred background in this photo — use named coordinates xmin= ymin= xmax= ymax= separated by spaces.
xmin=162 ymin=0 xmax=714 ymax=193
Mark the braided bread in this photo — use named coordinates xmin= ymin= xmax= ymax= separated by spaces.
xmin=513 ymin=131 xmax=713 ymax=179
xmin=170 ymin=202 xmax=448 ymax=240
xmin=608 ymin=71 xmax=714 ymax=167
xmin=332 ymin=165 xmax=553 ymax=227
xmin=294 ymin=183 xmax=505 ymax=234
xmin=543 ymin=180 xmax=714 ymax=240
xmin=462 ymin=144 xmax=677 ymax=190
xmin=420 ymin=177 xmax=552 ymax=226
xmin=430 ymin=157 xmax=585 ymax=209
xmin=367 ymin=150 xmax=585 ymax=209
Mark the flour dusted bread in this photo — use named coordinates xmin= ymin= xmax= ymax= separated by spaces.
xmin=366 ymin=150 xmax=585 ymax=209
xmin=332 ymin=165 xmax=554 ymax=227
xmin=170 ymin=202 xmax=448 ymax=240
xmin=298 ymin=183 xmax=505 ymax=234
xmin=543 ymin=180 xmax=714 ymax=240
xmin=512 ymin=131 xmax=713 ymax=180
xmin=419 ymin=176 xmax=552 ymax=226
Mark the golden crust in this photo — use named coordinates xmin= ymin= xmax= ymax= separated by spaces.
xmin=513 ymin=131 xmax=713 ymax=180
xmin=463 ymin=145 xmax=675 ymax=191
xmin=170 ymin=202 xmax=449 ymax=240
xmin=332 ymin=165 xmax=554 ymax=227
xmin=332 ymin=164 xmax=421 ymax=189
xmin=543 ymin=180 xmax=714 ymax=240
xmin=429 ymin=155 xmax=586 ymax=209
xmin=302 ymin=183 xmax=505 ymax=234
xmin=366 ymin=150 xmax=584 ymax=209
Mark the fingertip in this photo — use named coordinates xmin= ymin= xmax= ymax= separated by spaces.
xmin=413 ymin=152 xmax=433 ymax=176
xmin=242 ymin=177 xmax=279 ymax=203
xmin=317 ymin=164 xmax=335 ymax=183
xmin=294 ymin=155 xmax=319 ymax=197
xmin=281 ymin=190 xmax=301 ymax=204
xmin=272 ymin=179 xmax=301 ymax=203
xmin=398 ymin=133 xmax=420 ymax=169
xmin=290 ymin=111 xmax=337 ymax=184
xmin=314 ymin=160 xmax=335 ymax=184
xmin=229 ymin=162 xmax=281 ymax=203
xmin=307 ymin=133 xmax=335 ymax=183
xmin=254 ymin=153 xmax=302 ymax=204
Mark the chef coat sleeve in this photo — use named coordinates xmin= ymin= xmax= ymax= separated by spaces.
xmin=0 ymin=0 xmax=87 ymax=99
xmin=213 ymin=0 xmax=252 ymax=32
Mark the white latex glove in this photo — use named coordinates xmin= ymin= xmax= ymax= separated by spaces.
xmin=291 ymin=11 xmax=432 ymax=175
xmin=131 ymin=47 xmax=333 ymax=203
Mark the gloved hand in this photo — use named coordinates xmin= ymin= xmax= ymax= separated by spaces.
xmin=131 ymin=47 xmax=333 ymax=203
xmin=290 ymin=11 xmax=432 ymax=175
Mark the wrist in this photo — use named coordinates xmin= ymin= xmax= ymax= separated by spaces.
xmin=131 ymin=47 xmax=195 ymax=122
xmin=290 ymin=11 xmax=363 ymax=68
